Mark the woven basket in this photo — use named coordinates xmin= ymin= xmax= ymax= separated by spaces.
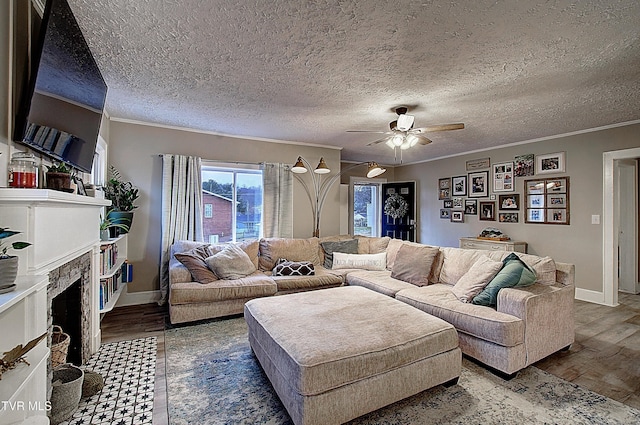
xmin=51 ymin=325 xmax=70 ymax=368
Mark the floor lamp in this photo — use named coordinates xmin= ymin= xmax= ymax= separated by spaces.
xmin=291 ymin=156 xmax=386 ymax=237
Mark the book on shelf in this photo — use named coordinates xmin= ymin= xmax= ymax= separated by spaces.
xmin=121 ymin=261 xmax=133 ymax=283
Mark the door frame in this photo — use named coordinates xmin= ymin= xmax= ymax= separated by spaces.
xmin=603 ymin=147 xmax=640 ymax=306
xmin=617 ymin=160 xmax=638 ymax=294
xmin=349 ymin=176 xmax=386 ymax=236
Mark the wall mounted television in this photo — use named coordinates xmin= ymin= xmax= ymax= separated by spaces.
xmin=13 ymin=0 xmax=107 ymax=174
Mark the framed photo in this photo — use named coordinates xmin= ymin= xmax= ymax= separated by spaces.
xmin=452 ymin=175 xmax=467 ymax=196
xmin=514 ymin=154 xmax=534 ymax=177
xmin=499 ymin=212 xmax=519 ymax=223
xmin=443 ymin=200 xmax=453 ymax=209
xmin=536 ymin=152 xmax=566 ymax=174
xmin=468 ymin=171 xmax=489 ymax=198
xmin=452 ymin=197 xmax=464 ymax=209
xmin=493 ymin=161 xmax=514 ymax=192
xmin=440 ymin=209 xmax=451 ymax=219
xmin=438 ymin=178 xmax=451 ymax=200
xmin=525 ymin=177 xmax=570 ymax=224
xmin=464 ymin=199 xmax=478 ymax=215
xmin=451 ymin=211 xmax=464 ymax=223
xmin=466 ymin=157 xmax=490 ymax=171
xmin=499 ymin=194 xmax=519 ymax=210
xmin=479 ymin=201 xmax=496 ymax=221
xmin=527 ymin=209 xmax=545 ymax=223
xmin=73 ymin=176 xmax=87 ymax=196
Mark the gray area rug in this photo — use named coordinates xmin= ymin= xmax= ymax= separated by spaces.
xmin=165 ymin=317 xmax=640 ymax=425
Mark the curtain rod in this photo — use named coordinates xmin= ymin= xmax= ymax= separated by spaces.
xmin=158 ymin=154 xmax=266 ymax=167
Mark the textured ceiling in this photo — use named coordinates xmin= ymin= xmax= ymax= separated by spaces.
xmin=68 ymin=0 xmax=640 ymax=165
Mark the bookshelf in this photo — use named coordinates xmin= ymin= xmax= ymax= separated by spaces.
xmin=98 ymin=234 xmax=132 ymax=314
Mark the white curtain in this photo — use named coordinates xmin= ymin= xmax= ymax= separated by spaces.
xmin=262 ymin=163 xmax=293 ymax=238
xmin=159 ymin=154 xmax=203 ymax=305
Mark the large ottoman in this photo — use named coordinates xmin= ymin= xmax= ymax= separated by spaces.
xmin=244 ymin=286 xmax=461 ymax=425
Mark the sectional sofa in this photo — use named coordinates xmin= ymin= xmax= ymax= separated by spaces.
xmin=169 ymin=235 xmax=575 ymax=375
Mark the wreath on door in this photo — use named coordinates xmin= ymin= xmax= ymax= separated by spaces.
xmin=384 ymin=193 xmax=409 ymax=219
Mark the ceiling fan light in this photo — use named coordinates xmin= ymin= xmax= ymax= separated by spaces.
xmin=392 ymin=134 xmax=405 ymax=147
xmin=406 ymin=134 xmax=420 ymax=147
xmin=314 ymin=157 xmax=331 ymax=174
xmin=400 ymin=139 xmax=412 ymax=150
xmin=385 ymin=138 xmax=396 ymax=149
xmin=366 ymin=162 xmax=386 ymax=178
xmin=291 ymin=157 xmax=308 ymax=173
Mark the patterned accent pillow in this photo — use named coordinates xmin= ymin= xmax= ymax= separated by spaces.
xmin=272 ymin=258 xmax=315 ymax=276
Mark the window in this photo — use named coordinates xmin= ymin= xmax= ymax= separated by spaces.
xmin=202 ymin=163 xmax=263 ymax=243
xmin=352 ymin=181 xmax=382 ymax=237
xmin=204 ymin=204 xmax=213 ymax=218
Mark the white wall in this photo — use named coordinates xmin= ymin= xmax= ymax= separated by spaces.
xmin=394 ymin=124 xmax=640 ymax=294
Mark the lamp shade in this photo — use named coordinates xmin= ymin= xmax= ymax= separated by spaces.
xmin=366 ymin=162 xmax=386 ymax=178
xmin=291 ymin=157 xmax=308 ymax=173
xmin=314 ymin=157 xmax=331 ymax=174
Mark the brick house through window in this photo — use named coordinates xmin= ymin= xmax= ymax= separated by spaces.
xmin=202 ymin=190 xmax=233 ymax=243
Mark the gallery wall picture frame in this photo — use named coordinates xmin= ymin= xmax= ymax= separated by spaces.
xmin=438 ymin=177 xmax=451 ymax=200
xmin=493 ymin=161 xmax=514 ymax=192
xmin=440 ymin=209 xmax=451 ymax=219
xmin=452 ymin=197 xmax=464 ymax=209
xmin=525 ymin=177 xmax=570 ymax=224
xmin=464 ymin=199 xmax=478 ymax=215
xmin=499 ymin=212 xmax=519 ymax=223
xmin=536 ymin=152 xmax=566 ymax=174
xmin=466 ymin=157 xmax=490 ymax=171
xmin=514 ymin=154 xmax=534 ymax=177
xmin=451 ymin=211 xmax=464 ymax=223
xmin=479 ymin=201 xmax=496 ymax=221
xmin=443 ymin=200 xmax=453 ymax=208
xmin=452 ymin=175 xmax=467 ymax=196
xmin=468 ymin=171 xmax=489 ymax=198
xmin=499 ymin=194 xmax=520 ymax=210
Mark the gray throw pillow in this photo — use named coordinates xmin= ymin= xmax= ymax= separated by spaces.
xmin=320 ymin=239 xmax=359 ymax=268
xmin=206 ymin=244 xmax=256 ymax=280
xmin=174 ymin=245 xmax=217 ymax=283
xmin=391 ymin=243 xmax=440 ymax=286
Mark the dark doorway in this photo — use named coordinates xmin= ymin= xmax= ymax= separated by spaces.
xmin=381 ymin=181 xmax=416 ymax=241
xmin=51 ymin=280 xmax=82 ymax=365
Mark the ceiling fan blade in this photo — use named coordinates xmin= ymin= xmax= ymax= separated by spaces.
xmin=413 ymin=123 xmax=465 ymax=133
xmin=416 ymin=135 xmax=432 ymax=145
xmin=366 ymin=136 xmax=392 ymax=146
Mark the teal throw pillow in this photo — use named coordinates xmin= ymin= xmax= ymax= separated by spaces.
xmin=320 ymin=239 xmax=359 ymax=268
xmin=471 ymin=253 xmax=537 ymax=307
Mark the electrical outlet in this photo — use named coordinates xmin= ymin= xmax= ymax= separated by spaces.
xmin=591 ymin=215 xmax=600 ymax=225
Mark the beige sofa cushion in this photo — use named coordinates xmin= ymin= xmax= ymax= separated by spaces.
xmin=259 ymin=237 xmax=321 ymax=270
xmin=397 ymin=284 xmax=525 ymax=347
xmin=174 ymin=245 xmax=217 ymax=283
xmin=385 ymin=238 xmax=405 ymax=269
xmin=391 ymin=243 xmax=440 ymax=286
xmin=346 ymin=270 xmax=416 ymax=297
xmin=272 ymin=267 xmax=343 ymax=292
xmin=169 ymin=271 xmax=277 ymax=304
xmin=354 ymin=235 xmax=391 ymax=254
xmin=451 ymin=256 xmax=503 ymax=302
xmin=439 ymin=247 xmax=498 ymax=285
xmin=206 ymin=244 xmax=256 ymax=280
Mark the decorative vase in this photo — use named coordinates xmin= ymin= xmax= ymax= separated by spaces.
xmin=0 ymin=256 xmax=19 ymax=286
xmin=100 ymin=229 xmax=111 ymax=241
xmin=46 ymin=172 xmax=72 ymax=191
xmin=108 ymin=211 xmax=134 ymax=236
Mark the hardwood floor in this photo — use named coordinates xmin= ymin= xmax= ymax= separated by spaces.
xmin=100 ymin=292 xmax=640 ymax=425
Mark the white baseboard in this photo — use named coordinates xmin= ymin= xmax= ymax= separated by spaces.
xmin=575 ymin=288 xmax=607 ymax=305
xmin=115 ymin=287 xmax=161 ymax=307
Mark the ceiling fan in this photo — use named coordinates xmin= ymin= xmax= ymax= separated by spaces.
xmin=348 ymin=106 xmax=464 ymax=151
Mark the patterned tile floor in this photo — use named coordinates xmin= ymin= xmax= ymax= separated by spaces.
xmin=59 ymin=337 xmax=157 ymax=425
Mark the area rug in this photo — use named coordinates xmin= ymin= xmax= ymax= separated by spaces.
xmin=165 ymin=317 xmax=640 ymax=425
xmin=60 ymin=337 xmax=157 ymax=425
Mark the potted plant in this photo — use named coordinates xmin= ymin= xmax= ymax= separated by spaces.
xmin=0 ymin=227 xmax=31 ymax=289
xmin=46 ymin=162 xmax=72 ymax=192
xmin=100 ymin=212 xmax=130 ymax=241
xmin=103 ymin=166 xmax=139 ymax=236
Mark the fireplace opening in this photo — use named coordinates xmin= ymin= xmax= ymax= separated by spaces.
xmin=51 ymin=279 xmax=82 ymax=365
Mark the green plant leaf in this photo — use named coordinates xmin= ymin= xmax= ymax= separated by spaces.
xmin=12 ymin=242 xmax=31 ymax=250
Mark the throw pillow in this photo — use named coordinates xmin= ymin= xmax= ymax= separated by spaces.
xmin=206 ymin=244 xmax=256 ymax=280
xmin=472 ymin=253 xmax=538 ymax=307
xmin=390 ymin=244 xmax=440 ymax=286
xmin=174 ymin=245 xmax=217 ymax=283
xmin=332 ymin=252 xmax=387 ymax=271
xmin=450 ymin=256 xmax=504 ymax=302
xmin=320 ymin=239 xmax=359 ymax=268
xmin=385 ymin=238 xmax=405 ymax=270
xmin=272 ymin=258 xmax=315 ymax=276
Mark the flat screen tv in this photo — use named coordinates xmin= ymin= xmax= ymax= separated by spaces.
xmin=13 ymin=0 xmax=107 ymax=173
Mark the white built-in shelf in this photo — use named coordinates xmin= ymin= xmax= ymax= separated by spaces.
xmin=0 ymin=275 xmax=48 ymax=315
xmin=99 ymin=283 xmax=127 ymax=314
xmin=99 ymin=234 xmax=129 ymax=315
xmin=0 ymin=342 xmax=49 ymax=404
xmin=0 ymin=188 xmax=110 ymax=207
